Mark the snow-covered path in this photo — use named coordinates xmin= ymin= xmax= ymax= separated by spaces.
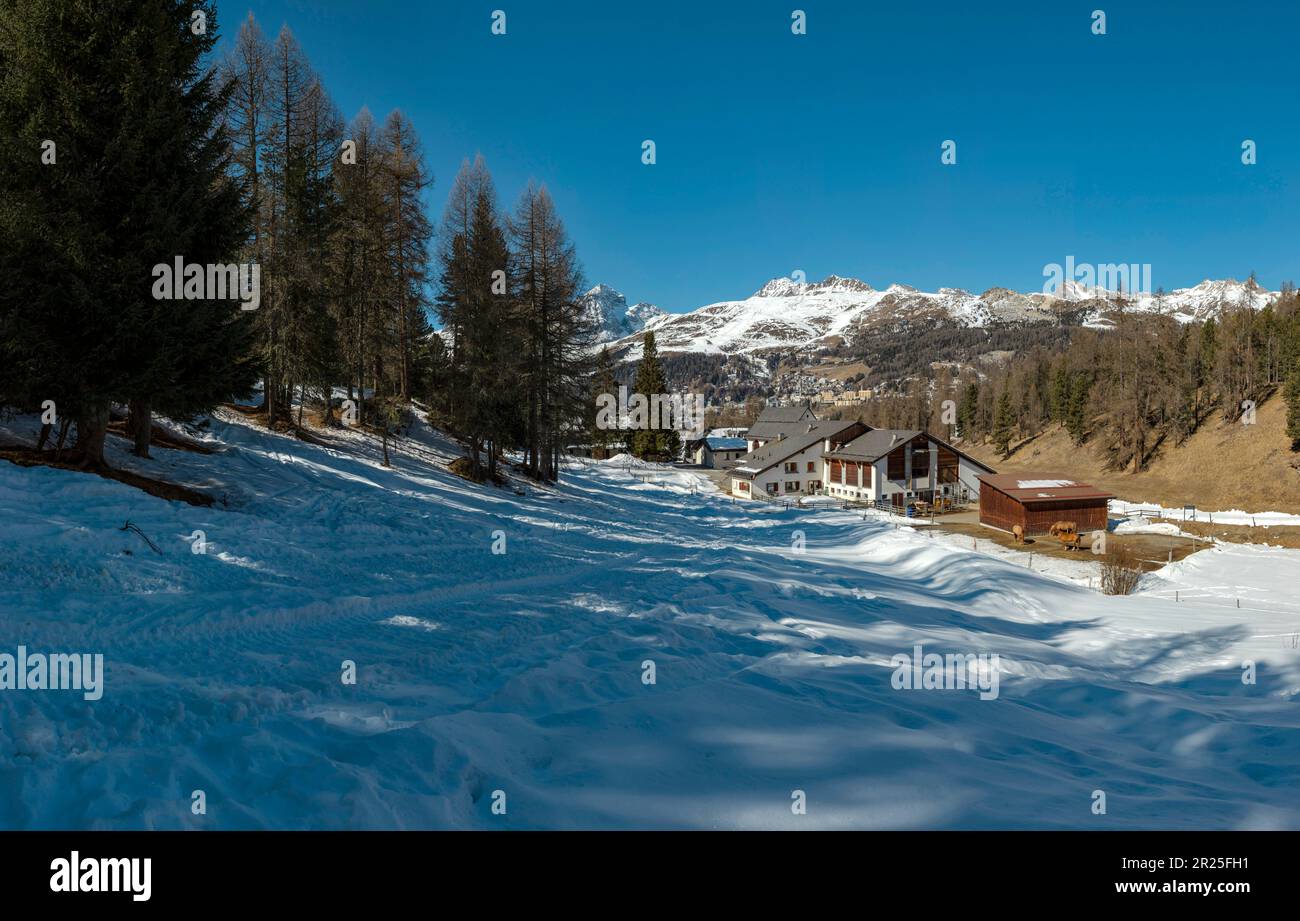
xmin=2 ymin=412 xmax=1300 ymax=829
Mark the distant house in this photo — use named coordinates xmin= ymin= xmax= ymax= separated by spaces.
xmin=823 ymin=429 xmax=995 ymax=508
xmin=729 ymin=420 xmax=867 ymax=499
xmin=744 ymin=403 xmax=818 ymax=452
xmin=685 ymin=436 xmax=749 ymax=469
xmin=977 ymin=474 xmax=1114 ymax=536
xmin=833 ymin=389 xmax=873 ymax=407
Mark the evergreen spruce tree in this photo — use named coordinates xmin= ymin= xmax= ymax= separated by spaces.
xmin=631 ymin=331 xmax=678 ymax=459
xmin=1065 ymin=373 xmax=1091 ymax=445
xmin=1200 ymin=316 xmax=1218 ymax=394
xmin=590 ymin=347 xmax=619 ymax=455
xmin=956 ymin=382 xmax=980 ymax=439
xmin=0 ymin=0 xmax=254 ymax=466
xmin=992 ymin=389 xmax=1015 ymax=458
xmin=1285 ymin=360 xmax=1300 ymax=451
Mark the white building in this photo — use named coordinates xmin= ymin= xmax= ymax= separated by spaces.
xmin=822 ymin=429 xmax=994 ymax=508
xmin=729 ymin=420 xmax=867 ymax=500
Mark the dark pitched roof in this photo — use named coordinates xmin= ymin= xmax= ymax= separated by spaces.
xmin=826 ymin=429 xmax=998 ymax=474
xmin=732 ymin=420 xmax=861 ymax=476
xmin=977 ymin=474 xmax=1113 ymax=503
xmin=827 ymin=429 xmax=922 ymax=462
xmin=746 ymin=403 xmax=817 ymax=440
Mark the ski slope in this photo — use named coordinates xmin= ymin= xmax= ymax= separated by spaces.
xmin=2 ymin=410 xmax=1300 ymax=829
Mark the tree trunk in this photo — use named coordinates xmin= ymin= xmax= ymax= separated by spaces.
xmin=128 ymin=398 xmax=151 ymax=458
xmin=54 ymin=417 xmax=71 ymax=457
xmin=74 ymin=402 xmax=111 ymax=468
xmin=321 ymin=381 xmax=335 ymax=427
xmin=36 ymin=422 xmax=52 ymax=451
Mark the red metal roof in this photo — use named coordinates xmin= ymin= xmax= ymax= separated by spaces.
xmin=977 ymin=473 xmax=1114 ymax=503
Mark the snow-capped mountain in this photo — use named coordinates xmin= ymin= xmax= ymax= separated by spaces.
xmin=604 ymin=275 xmax=1280 ymax=357
xmin=580 ymin=284 xmax=667 ymax=344
xmin=1120 ymin=277 xmax=1276 ymax=322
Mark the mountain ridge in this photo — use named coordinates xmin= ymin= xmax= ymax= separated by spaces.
xmin=595 ymin=274 xmax=1279 ymax=360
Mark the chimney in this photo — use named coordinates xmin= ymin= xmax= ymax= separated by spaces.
xmin=806 ymin=423 xmax=814 ymax=433
xmin=889 ymin=433 xmax=900 ymax=447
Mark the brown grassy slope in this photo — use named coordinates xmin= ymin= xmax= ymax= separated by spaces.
xmin=959 ymin=395 xmax=1300 ymax=515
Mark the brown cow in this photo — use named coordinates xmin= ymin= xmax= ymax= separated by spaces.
xmin=1049 ymin=520 xmax=1078 ymax=537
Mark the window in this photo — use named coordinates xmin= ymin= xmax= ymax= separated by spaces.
xmin=806 ymin=461 xmax=815 ymax=473
xmin=766 ymin=482 xmax=778 ymax=495
xmin=912 ymin=446 xmax=930 ymax=479
xmin=887 ymin=448 xmax=906 ymax=480
xmin=737 ymin=480 xmax=750 ymax=493
xmin=785 ymin=481 xmax=800 ymax=492
xmin=784 ymin=462 xmax=798 ymax=474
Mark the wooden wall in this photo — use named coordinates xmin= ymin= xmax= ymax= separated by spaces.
xmin=979 ymin=485 xmax=1109 ymax=535
xmin=978 ymin=485 xmax=1023 ymax=532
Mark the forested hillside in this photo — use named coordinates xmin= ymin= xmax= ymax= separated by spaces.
xmin=835 ymin=289 xmax=1300 ymax=481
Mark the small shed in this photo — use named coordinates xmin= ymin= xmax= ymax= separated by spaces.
xmin=977 ymin=474 xmax=1114 ymax=536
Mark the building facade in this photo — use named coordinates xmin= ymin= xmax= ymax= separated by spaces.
xmin=822 ymin=429 xmax=995 ymax=508
xmin=729 ymin=420 xmax=867 ymax=499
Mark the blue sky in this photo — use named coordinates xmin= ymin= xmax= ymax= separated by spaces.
xmin=218 ymin=1 xmax=1299 ymax=312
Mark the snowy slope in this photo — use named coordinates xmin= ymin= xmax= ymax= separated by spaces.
xmin=603 ymin=275 xmax=1281 ymax=356
xmin=2 ymin=412 xmax=1300 ymax=829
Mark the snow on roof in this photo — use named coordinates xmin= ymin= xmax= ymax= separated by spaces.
xmin=979 ymin=473 xmax=1114 ymax=502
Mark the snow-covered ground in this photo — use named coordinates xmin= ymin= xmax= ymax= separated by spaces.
xmin=1112 ymin=499 xmax=1300 ymax=528
xmin=3 ymin=410 xmax=1300 ymax=829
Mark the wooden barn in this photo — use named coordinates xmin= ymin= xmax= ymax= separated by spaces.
xmin=977 ymin=474 xmax=1114 ymax=536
